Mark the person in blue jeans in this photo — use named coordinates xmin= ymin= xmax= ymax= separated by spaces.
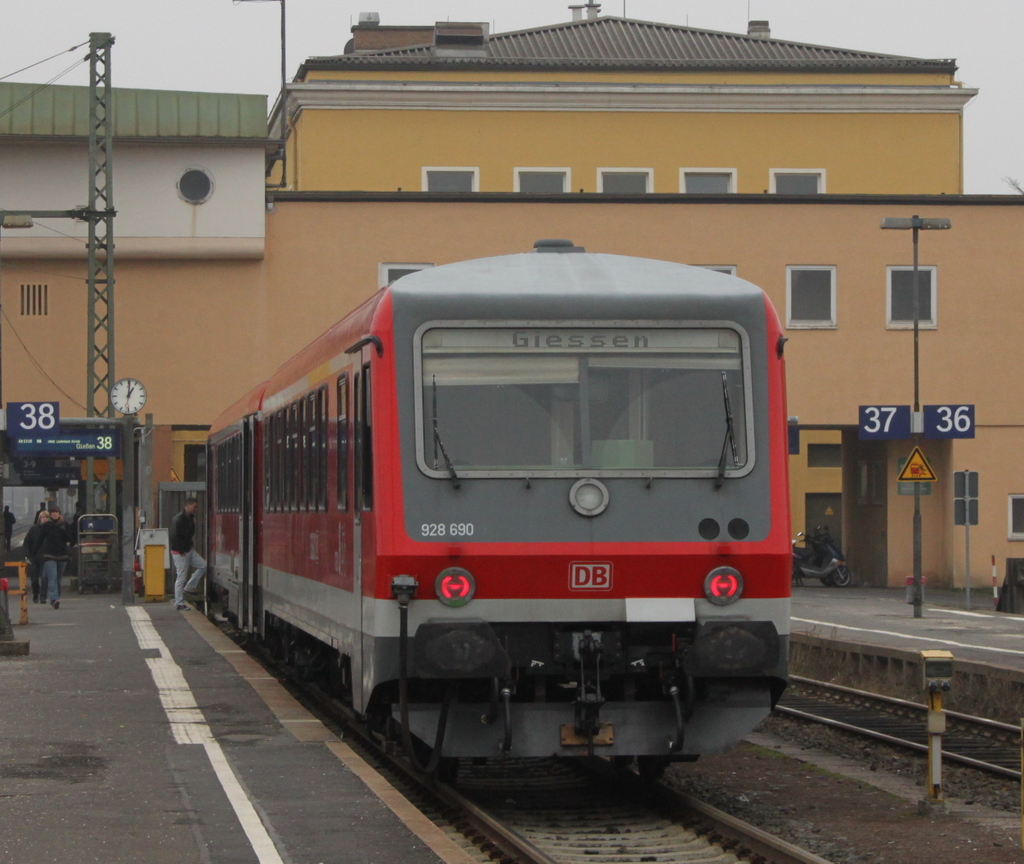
xmin=170 ymin=497 xmax=206 ymax=610
xmin=40 ymin=504 xmax=75 ymax=609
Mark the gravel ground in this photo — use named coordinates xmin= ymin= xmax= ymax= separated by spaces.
xmin=662 ymin=713 xmax=1023 ymax=864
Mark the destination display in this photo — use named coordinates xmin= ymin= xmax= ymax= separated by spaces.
xmin=9 ymin=428 xmax=120 ymax=456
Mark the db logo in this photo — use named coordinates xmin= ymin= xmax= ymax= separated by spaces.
xmin=569 ymin=561 xmax=613 ymax=591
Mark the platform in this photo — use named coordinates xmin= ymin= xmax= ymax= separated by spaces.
xmin=0 ymin=594 xmax=478 ymax=864
xmin=791 ymin=584 xmax=1024 ymax=671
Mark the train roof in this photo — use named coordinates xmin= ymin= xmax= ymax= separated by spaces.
xmin=389 ymin=250 xmax=766 ymax=303
xmin=208 ymin=379 xmax=268 ymax=436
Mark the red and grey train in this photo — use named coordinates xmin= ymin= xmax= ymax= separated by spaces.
xmin=208 ymin=241 xmax=791 ymax=772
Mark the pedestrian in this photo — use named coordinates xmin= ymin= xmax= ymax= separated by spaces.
xmin=3 ymin=506 xmax=15 ymax=552
xmin=170 ymin=497 xmax=206 ymax=610
xmin=23 ymin=510 xmax=50 ymax=603
xmin=40 ymin=504 xmax=75 ymax=609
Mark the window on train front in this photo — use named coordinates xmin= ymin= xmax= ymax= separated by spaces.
xmin=419 ymin=327 xmax=748 ymax=475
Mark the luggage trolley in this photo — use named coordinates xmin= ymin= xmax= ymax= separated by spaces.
xmin=76 ymin=514 xmax=119 ymax=593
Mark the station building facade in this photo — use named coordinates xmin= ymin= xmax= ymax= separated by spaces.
xmin=2 ymin=13 xmax=1017 ymax=590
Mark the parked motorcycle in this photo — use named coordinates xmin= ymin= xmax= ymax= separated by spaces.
xmin=792 ymin=525 xmax=853 ymax=587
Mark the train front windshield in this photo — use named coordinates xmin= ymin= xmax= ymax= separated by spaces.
xmin=418 ymin=326 xmax=750 ymax=477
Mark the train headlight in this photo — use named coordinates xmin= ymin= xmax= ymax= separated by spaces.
xmin=569 ymin=478 xmax=609 ymax=517
xmin=703 ymin=566 xmax=743 ymax=606
xmin=435 ymin=567 xmax=476 ymax=607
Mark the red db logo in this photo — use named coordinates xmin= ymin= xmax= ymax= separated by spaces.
xmin=569 ymin=562 xmax=613 ymax=591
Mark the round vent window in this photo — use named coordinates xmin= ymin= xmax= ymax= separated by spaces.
xmin=178 ymin=168 xmax=214 ymax=204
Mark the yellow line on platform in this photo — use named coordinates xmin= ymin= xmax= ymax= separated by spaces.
xmin=183 ymin=611 xmax=479 ymax=864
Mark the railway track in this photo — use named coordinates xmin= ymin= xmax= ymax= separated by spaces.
xmin=777 ymin=675 xmax=1021 ymax=779
xmin=224 ymin=620 xmax=831 ymax=864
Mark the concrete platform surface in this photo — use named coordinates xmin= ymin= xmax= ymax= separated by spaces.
xmin=0 ymin=594 xmax=476 ymax=864
xmin=791 ymin=584 xmax=1024 ymax=670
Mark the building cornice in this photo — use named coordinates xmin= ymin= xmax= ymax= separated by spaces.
xmin=268 ymin=190 xmax=1024 ymax=206
xmin=281 ymin=81 xmax=976 ymax=118
xmin=0 ymin=134 xmax=277 ymax=151
xmin=2 ymin=236 xmax=265 ymax=260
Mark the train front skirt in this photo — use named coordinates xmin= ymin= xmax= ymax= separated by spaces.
xmin=395 ymin=683 xmax=772 ymax=758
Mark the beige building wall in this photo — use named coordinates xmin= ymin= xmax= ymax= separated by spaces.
xmin=6 ymin=195 xmax=1021 ymax=583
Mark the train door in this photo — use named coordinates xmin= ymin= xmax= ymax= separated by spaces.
xmin=352 ymin=360 xmax=374 ymax=712
xmin=241 ymin=414 xmax=260 ymax=633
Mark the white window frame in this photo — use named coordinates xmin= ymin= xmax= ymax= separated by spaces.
xmin=513 ymin=167 xmax=571 ymax=193
xmin=422 ymin=167 xmax=479 ymax=193
xmin=1009 ymin=495 xmax=1024 ymax=540
xmin=770 ymin=169 xmax=826 ymax=194
xmin=378 ymin=262 xmax=434 ymax=289
xmin=786 ymin=266 xmax=837 ymax=329
xmin=597 ymin=168 xmax=653 ymax=194
xmin=679 ymin=168 xmax=737 ymax=194
xmin=700 ymin=265 xmax=737 ymax=276
xmin=886 ymin=265 xmax=937 ymax=329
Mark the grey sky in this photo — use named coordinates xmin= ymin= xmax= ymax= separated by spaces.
xmin=4 ymin=1 xmax=1018 ymax=193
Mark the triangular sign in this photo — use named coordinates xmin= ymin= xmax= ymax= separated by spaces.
xmin=898 ymin=446 xmax=938 ymax=482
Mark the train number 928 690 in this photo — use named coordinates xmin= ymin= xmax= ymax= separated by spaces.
xmin=421 ymin=523 xmax=475 ymax=537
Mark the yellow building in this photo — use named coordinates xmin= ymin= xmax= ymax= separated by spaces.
xmin=275 ymin=13 xmax=974 ymax=195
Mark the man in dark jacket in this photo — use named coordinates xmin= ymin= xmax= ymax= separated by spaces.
xmin=40 ymin=504 xmax=75 ymax=609
xmin=170 ymin=497 xmax=206 ymax=610
xmin=23 ymin=510 xmax=49 ymax=603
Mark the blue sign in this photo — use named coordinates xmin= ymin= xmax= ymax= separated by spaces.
xmin=6 ymin=401 xmax=59 ymax=434
xmin=10 ymin=429 xmax=120 ymax=456
xmin=924 ymin=404 xmax=975 ymax=439
xmin=858 ymin=405 xmax=911 ymax=440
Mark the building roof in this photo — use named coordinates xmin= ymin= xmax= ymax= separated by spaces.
xmin=0 ymin=82 xmax=268 ymax=141
xmin=303 ymin=16 xmax=956 ymax=74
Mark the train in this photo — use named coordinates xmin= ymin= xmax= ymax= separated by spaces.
xmin=207 ymin=240 xmax=791 ymax=776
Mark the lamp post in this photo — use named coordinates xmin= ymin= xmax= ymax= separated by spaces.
xmin=236 ymin=0 xmax=287 ymax=186
xmin=880 ymin=215 xmax=951 ymax=618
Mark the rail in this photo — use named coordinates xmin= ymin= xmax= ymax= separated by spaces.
xmin=778 ymin=675 xmax=1022 ymax=779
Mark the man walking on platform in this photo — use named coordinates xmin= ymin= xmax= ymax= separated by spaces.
xmin=170 ymin=497 xmax=206 ymax=610
xmin=40 ymin=504 xmax=74 ymax=609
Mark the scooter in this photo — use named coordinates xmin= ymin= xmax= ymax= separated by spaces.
xmin=792 ymin=525 xmax=853 ymax=587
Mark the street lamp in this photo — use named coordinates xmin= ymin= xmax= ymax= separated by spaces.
xmin=880 ymin=215 xmax=951 ymax=618
xmin=235 ymin=0 xmax=288 ymax=187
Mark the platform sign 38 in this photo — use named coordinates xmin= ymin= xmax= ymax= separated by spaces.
xmin=6 ymin=401 xmax=59 ymax=433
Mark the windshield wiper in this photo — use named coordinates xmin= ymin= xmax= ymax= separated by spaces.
xmin=715 ymin=371 xmax=739 ymax=489
xmin=432 ymin=375 xmax=461 ymax=489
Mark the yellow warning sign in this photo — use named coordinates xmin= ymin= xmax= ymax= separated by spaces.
xmin=897 ymin=446 xmax=937 ymax=482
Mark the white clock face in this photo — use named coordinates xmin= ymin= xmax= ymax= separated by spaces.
xmin=110 ymin=378 xmax=147 ymax=415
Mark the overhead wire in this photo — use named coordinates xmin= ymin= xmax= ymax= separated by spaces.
xmin=0 ymin=55 xmax=89 ymax=124
xmin=0 ymin=41 xmax=89 ymax=83
xmin=1 ymin=308 xmax=86 ymax=410
xmin=30 ymin=222 xmax=89 ymax=247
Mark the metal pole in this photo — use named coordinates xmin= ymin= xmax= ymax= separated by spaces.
xmin=965 ymin=509 xmax=971 ymax=611
xmin=139 ymin=413 xmax=153 ymax=526
xmin=279 ymin=0 xmax=287 ymax=188
xmin=912 ymin=216 xmax=923 ymax=618
xmin=121 ymin=414 xmax=136 ymax=604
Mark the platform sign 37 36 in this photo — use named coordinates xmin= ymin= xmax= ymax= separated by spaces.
xmin=6 ymin=401 xmax=59 ymax=433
